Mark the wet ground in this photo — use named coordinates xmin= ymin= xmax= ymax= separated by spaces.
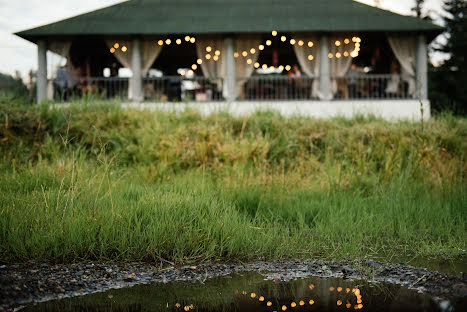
xmin=1 ymin=259 xmax=466 ymax=311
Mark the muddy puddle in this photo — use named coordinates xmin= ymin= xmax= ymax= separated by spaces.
xmin=22 ymin=272 xmax=465 ymax=312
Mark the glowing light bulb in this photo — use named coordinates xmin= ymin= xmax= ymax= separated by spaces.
xmin=158 ymin=40 xmax=164 ymax=46
xmin=328 ymin=53 xmax=333 ymax=58
xmin=337 ymin=300 xmax=342 ymax=306
xmin=344 ymin=38 xmax=350 ymax=44
xmin=266 ymin=40 xmax=272 ymax=46
xmin=176 ymin=39 xmax=182 ymax=44
xmin=234 ymin=52 xmax=239 ymax=58
xmin=166 ymin=39 xmax=171 ymax=45
xmin=344 ymin=51 xmax=349 ymax=57
xmin=285 ymin=65 xmax=291 ymax=71
xmin=247 ymin=59 xmax=253 ymax=64
xmin=290 ymin=39 xmax=296 ymax=45
xmin=190 ymin=37 xmax=196 ymax=43
xmin=298 ymin=40 xmax=304 ymax=46
xmin=308 ymin=41 xmax=314 ymax=47
xmin=335 ymin=40 xmax=341 ymax=46
xmin=250 ymin=293 xmax=256 ymax=298
xmin=259 ymin=296 xmax=264 ymax=301
xmin=192 ymin=64 xmax=197 ymax=70
xmin=299 ymin=301 xmax=305 ymax=306
xmin=188 ymin=70 xmax=193 ymax=75
xmin=259 ymin=45 xmax=265 ymax=50
xmin=206 ymin=46 xmax=212 ymax=52
xmin=291 ymin=302 xmax=297 ymax=307
xmin=281 ymin=36 xmax=286 ymax=42
xmin=250 ymin=48 xmax=256 ymax=54
xmin=279 ymin=65 xmax=284 ymax=71
xmin=267 ymin=301 xmax=272 ymax=306
xmin=336 ymin=52 xmax=342 ymax=58
xmin=242 ymin=51 xmax=248 ymax=57
xmin=309 ymin=300 xmax=315 ymax=305
xmin=110 ymin=48 xmax=116 ymax=53
xmin=215 ymin=50 xmax=221 ymax=56
xmin=180 ymin=70 xmax=186 ymax=76
xmin=254 ymin=62 xmax=260 ymax=68
xmin=185 ymin=36 xmax=191 ymax=42
xmin=121 ymin=46 xmax=127 ymax=52
xmin=351 ymin=51 xmax=358 ymax=58
xmin=213 ymin=55 xmax=219 ymax=61
xmin=206 ymin=54 xmax=211 ymax=59
xmin=262 ymin=64 xmax=268 ymax=69
xmin=197 ymin=58 xmax=203 ymax=64
xmin=282 ymin=305 xmax=287 ymax=311
xmin=272 ymin=30 xmax=278 ymax=36
xmin=308 ymin=54 xmax=314 ymax=61
xmin=114 ymin=43 xmax=119 ymax=49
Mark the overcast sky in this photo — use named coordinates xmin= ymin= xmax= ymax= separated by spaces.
xmin=0 ymin=0 xmax=447 ymax=80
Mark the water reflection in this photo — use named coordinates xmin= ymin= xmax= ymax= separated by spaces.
xmin=23 ymin=272 xmax=463 ymax=311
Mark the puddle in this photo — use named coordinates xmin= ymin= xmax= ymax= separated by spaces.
xmin=22 ymin=272 xmax=465 ymax=312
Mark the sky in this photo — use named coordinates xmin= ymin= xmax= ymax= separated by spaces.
xmin=0 ymin=0 xmax=447 ymax=80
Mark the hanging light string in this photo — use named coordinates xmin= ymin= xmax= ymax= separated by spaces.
xmin=109 ymin=32 xmax=362 ymax=75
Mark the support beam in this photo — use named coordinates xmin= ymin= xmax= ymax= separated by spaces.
xmin=416 ymin=34 xmax=428 ymax=100
xmin=224 ymin=37 xmax=236 ymax=102
xmin=37 ymin=40 xmax=48 ymax=104
xmin=130 ymin=38 xmax=143 ymax=102
xmin=319 ymin=35 xmax=331 ymax=100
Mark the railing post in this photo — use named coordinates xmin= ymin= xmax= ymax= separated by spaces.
xmin=319 ymin=35 xmax=331 ymax=100
xmin=416 ymin=34 xmax=428 ymax=100
xmin=37 ymin=40 xmax=48 ymax=104
xmin=131 ymin=37 xmax=143 ymax=102
xmin=224 ymin=36 xmax=236 ymax=102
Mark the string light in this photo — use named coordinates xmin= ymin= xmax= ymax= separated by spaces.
xmin=213 ymin=55 xmax=219 ymax=61
xmin=206 ymin=54 xmax=211 ymax=60
xmin=113 ymin=43 xmax=119 ymax=49
xmin=215 ymin=50 xmax=221 ymax=56
xmin=344 ymin=51 xmax=349 ymax=57
xmin=266 ymin=40 xmax=272 ymax=46
xmin=281 ymin=36 xmax=287 ymax=42
xmin=247 ymin=59 xmax=253 ymax=64
xmin=308 ymin=54 xmax=314 ymax=61
xmin=190 ymin=37 xmax=196 ymax=43
xmin=165 ymin=39 xmax=171 ymax=45
xmin=308 ymin=41 xmax=314 ymax=47
xmin=234 ymin=52 xmax=240 ymax=58
xmin=110 ymin=48 xmax=115 ymax=53
xmin=285 ymin=65 xmax=291 ymax=71
xmin=298 ymin=40 xmax=304 ymax=46
xmin=279 ymin=65 xmax=284 ymax=71
xmin=290 ymin=39 xmax=296 ymax=45
xmin=121 ymin=46 xmax=128 ymax=52
xmin=250 ymin=48 xmax=256 ymax=54
xmin=335 ymin=40 xmax=341 ymax=46
xmin=254 ymin=62 xmax=260 ymax=68
xmin=206 ymin=46 xmax=212 ymax=52
xmin=262 ymin=64 xmax=268 ymax=69
xmin=185 ymin=36 xmax=191 ymax=42
xmin=158 ymin=40 xmax=164 ymax=46
xmin=180 ymin=70 xmax=186 ymax=76
xmin=242 ymin=51 xmax=248 ymax=57
xmin=344 ymin=38 xmax=350 ymax=44
xmin=192 ymin=64 xmax=197 ymax=70
xmin=336 ymin=52 xmax=342 ymax=58
xmin=328 ymin=53 xmax=333 ymax=58
xmin=197 ymin=58 xmax=203 ymax=64
xmin=188 ymin=69 xmax=193 ymax=75
xmin=176 ymin=39 xmax=182 ymax=45
xmin=259 ymin=45 xmax=265 ymax=50
xmin=272 ymin=30 xmax=278 ymax=36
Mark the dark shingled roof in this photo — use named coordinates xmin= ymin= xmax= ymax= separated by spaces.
xmin=15 ymin=0 xmax=443 ymax=43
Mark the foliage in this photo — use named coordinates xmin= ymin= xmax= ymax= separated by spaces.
xmin=0 ymin=72 xmax=30 ymax=105
xmin=429 ymin=0 xmax=467 ymax=115
xmin=0 ymin=104 xmax=465 ymax=264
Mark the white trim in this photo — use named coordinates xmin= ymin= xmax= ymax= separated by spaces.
xmin=123 ymin=100 xmax=430 ymax=121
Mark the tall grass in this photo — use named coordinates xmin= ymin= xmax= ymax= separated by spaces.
xmin=0 ymin=102 xmax=465 ymax=263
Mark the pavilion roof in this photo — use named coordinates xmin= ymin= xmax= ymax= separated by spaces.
xmin=15 ymin=0 xmax=443 ymax=43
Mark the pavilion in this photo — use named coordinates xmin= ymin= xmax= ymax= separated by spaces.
xmin=15 ymin=0 xmax=443 ymax=119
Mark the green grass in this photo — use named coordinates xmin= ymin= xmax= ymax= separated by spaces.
xmin=0 ymin=102 xmax=465 ymax=264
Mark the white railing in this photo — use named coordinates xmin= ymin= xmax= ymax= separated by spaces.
xmin=237 ymin=76 xmax=318 ymax=101
xmin=51 ymin=74 xmax=412 ymax=102
xmin=332 ymin=74 xmax=413 ymax=100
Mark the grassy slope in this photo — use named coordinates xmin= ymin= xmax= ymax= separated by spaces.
xmin=0 ymin=102 xmax=465 ymax=263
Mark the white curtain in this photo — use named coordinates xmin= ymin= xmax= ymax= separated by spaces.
xmin=47 ymin=41 xmax=72 ymax=100
xmin=196 ymin=36 xmax=225 ymax=94
xmin=142 ymin=41 xmax=162 ymax=75
xmin=293 ymin=35 xmax=320 ymax=98
xmin=330 ymin=37 xmax=353 ymax=98
xmin=387 ymin=35 xmax=417 ymax=98
xmin=235 ymin=36 xmax=262 ymax=99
